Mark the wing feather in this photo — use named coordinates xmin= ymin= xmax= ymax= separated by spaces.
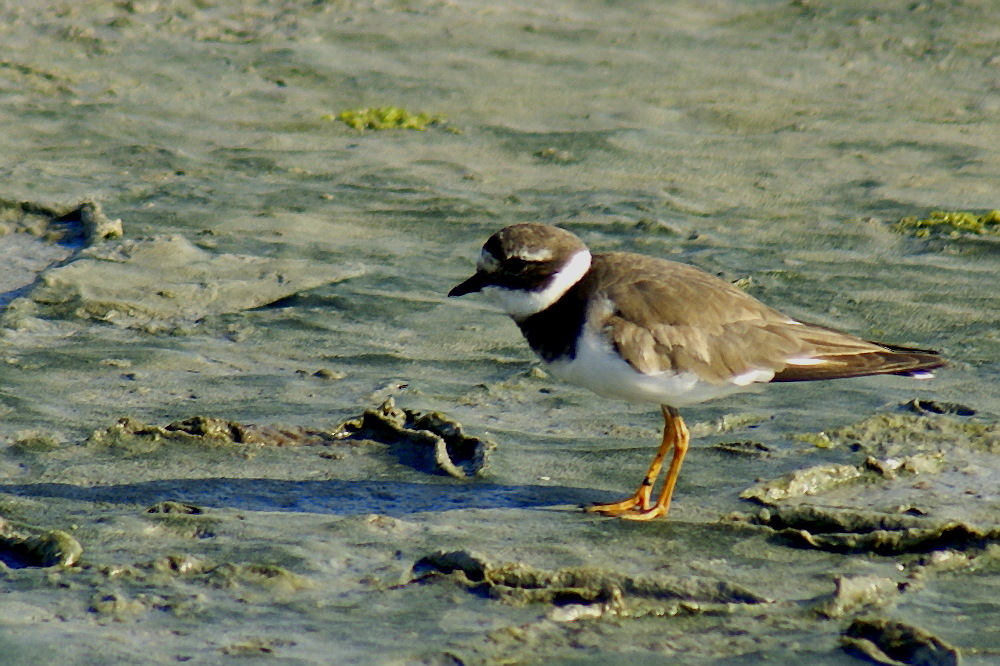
xmin=588 ymin=252 xmax=943 ymax=384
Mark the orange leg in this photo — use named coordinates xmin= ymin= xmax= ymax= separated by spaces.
xmin=585 ymin=405 xmax=690 ymax=520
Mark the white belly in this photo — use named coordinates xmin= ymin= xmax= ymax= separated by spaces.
xmin=542 ymin=327 xmax=772 ymax=407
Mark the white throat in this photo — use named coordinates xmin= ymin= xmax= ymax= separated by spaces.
xmin=486 ymin=249 xmax=592 ymax=319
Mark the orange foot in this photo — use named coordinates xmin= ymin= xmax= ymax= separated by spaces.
xmin=585 ymin=495 xmax=643 ymax=517
xmin=585 ymin=496 xmax=670 ymax=521
xmin=585 ymin=405 xmax=689 ymax=521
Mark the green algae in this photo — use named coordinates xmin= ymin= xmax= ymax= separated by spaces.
xmin=332 ymin=106 xmax=445 ymax=131
xmin=893 ymin=209 xmax=1000 ymax=238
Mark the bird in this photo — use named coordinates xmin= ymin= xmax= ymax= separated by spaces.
xmin=448 ymin=223 xmax=945 ymax=521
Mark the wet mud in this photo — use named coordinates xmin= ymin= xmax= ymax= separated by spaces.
xmin=1 ymin=0 xmax=1000 ymax=663
xmin=334 ymin=397 xmax=494 ymax=478
xmin=843 ymin=617 xmax=960 ymax=666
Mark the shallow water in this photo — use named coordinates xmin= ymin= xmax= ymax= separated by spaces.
xmin=1 ymin=0 xmax=1000 ymax=663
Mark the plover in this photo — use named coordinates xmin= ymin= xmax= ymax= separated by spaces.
xmin=449 ymin=223 xmax=945 ymax=520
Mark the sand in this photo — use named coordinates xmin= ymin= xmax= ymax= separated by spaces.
xmin=1 ymin=0 xmax=999 ymax=663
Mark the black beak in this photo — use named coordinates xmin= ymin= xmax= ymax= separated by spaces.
xmin=448 ymin=272 xmax=489 ymax=297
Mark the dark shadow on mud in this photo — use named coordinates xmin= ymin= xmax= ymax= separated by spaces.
xmin=0 ymin=478 xmax=616 ymax=517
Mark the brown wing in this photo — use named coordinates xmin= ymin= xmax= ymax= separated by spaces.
xmin=767 ymin=332 xmax=944 ymax=382
xmin=589 ymin=252 xmax=944 ymax=384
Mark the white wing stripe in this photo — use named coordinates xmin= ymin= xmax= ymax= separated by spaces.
xmin=785 ymin=357 xmax=827 ymax=366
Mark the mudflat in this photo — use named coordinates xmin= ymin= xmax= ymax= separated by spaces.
xmin=0 ymin=1 xmax=998 ymax=663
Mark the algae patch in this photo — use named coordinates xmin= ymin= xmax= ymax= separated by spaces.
xmin=892 ymin=209 xmax=1000 ymax=238
xmin=332 ymin=106 xmax=446 ymax=131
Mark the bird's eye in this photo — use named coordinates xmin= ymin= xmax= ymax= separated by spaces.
xmin=505 ymin=257 xmax=528 ymax=271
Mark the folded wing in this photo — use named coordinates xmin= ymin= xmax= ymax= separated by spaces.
xmin=591 ymin=253 xmax=944 ymax=385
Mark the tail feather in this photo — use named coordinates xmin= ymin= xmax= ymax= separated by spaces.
xmin=878 ymin=343 xmax=946 ymax=378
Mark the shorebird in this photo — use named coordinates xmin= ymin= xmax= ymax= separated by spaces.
xmin=449 ymin=224 xmax=945 ymax=520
